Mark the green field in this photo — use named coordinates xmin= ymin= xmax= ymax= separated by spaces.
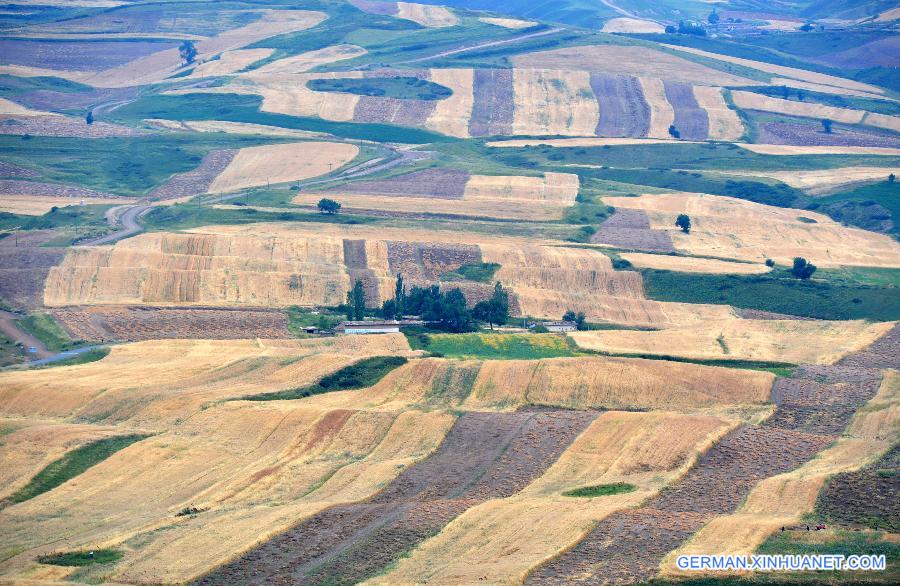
xmin=308 ymin=76 xmax=453 ymax=100
xmin=38 ymin=549 xmax=123 ymax=567
xmin=563 ymin=482 xmax=636 ymax=498
xmin=17 ymin=313 xmax=80 ymax=353
xmin=407 ymin=332 xmax=579 ymax=359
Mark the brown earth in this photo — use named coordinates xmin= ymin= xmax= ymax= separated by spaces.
xmin=149 ymin=149 xmax=239 ymax=200
xmin=0 ymin=115 xmax=144 ymax=138
xmin=51 ymin=306 xmax=292 ymax=342
xmin=195 ymin=409 xmax=597 ymax=585
xmin=591 ymin=209 xmax=675 ymax=252
xmin=0 ymin=180 xmax=119 ymax=199
xmin=0 ymin=230 xmax=65 ymax=310
xmin=816 ymin=444 xmax=899 ymax=532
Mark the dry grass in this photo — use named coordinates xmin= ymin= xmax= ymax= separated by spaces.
xmin=425 ymin=68 xmax=474 ymax=138
xmin=693 ymin=86 xmax=743 ymax=141
xmin=478 ymin=17 xmax=536 ymax=29
xmin=465 ymin=172 xmax=579 ymax=204
xmin=569 ymin=319 xmax=894 ymax=365
xmin=0 ymin=195 xmax=133 ymax=215
xmin=208 ymin=141 xmax=358 ymax=193
xmin=186 ymin=49 xmax=274 ymax=78
xmin=620 ymin=253 xmax=771 ymax=275
xmin=603 ymin=193 xmax=900 ymax=268
xmin=731 ymin=90 xmax=866 ymax=124
xmin=0 ymin=98 xmax=58 ymax=117
xmin=722 ymin=166 xmax=898 ymax=195
xmin=736 ymin=144 xmax=900 ymax=156
xmin=369 ymin=411 xmax=734 ymax=585
xmin=513 ymin=46 xmax=757 ymax=86
xmin=248 ymin=44 xmax=366 ymax=75
xmin=864 ymin=112 xmax=900 ymax=133
xmin=396 ymin=3 xmax=459 ymax=27
xmin=601 ymin=17 xmax=664 ymax=33
xmin=662 ymin=372 xmax=898 ymax=574
xmin=662 ymin=45 xmax=885 ymax=95
xmin=512 ymin=69 xmax=599 ymax=136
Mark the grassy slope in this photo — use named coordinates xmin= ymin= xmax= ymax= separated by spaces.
xmin=17 ymin=313 xmax=79 ymax=352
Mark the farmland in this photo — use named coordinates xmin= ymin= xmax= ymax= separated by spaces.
xmin=0 ymin=0 xmax=898 ymax=584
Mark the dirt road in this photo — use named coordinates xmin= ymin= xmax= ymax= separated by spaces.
xmin=78 ymin=203 xmax=152 ymax=246
xmin=0 ymin=310 xmax=51 ymax=359
xmin=401 ymin=27 xmax=563 ymax=64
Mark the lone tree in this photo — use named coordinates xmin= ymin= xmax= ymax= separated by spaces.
xmin=675 ymin=213 xmax=691 ymax=234
xmin=473 ymin=282 xmax=510 ymax=330
xmin=317 ymin=198 xmax=341 ymax=214
xmin=85 ymin=110 xmax=94 ymax=125
xmin=668 ymin=124 xmax=681 ymax=139
xmin=346 ymin=279 xmax=366 ymax=320
xmin=708 ymin=10 xmax=719 ymax=24
xmin=889 ymin=173 xmax=896 ymax=184
xmin=664 ymin=24 xmax=676 ymax=33
xmin=179 ymin=40 xmax=197 ymax=65
xmin=822 ymin=118 xmax=833 ymax=134
xmin=791 ymin=257 xmax=817 ymax=280
xmin=381 ymin=273 xmax=406 ymax=319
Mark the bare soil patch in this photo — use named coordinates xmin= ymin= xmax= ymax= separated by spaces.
xmin=0 ymin=230 xmax=65 ymax=310
xmin=591 ymin=73 xmax=651 ymax=138
xmin=149 ymin=149 xmax=238 ymax=200
xmin=469 ymin=69 xmax=513 ymax=137
xmin=591 ymin=209 xmax=675 ymax=252
xmin=0 ymin=115 xmax=143 ymax=138
xmin=324 ymin=168 xmax=469 ymax=199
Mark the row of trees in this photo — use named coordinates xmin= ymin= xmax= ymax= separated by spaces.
xmin=346 ymin=274 xmax=512 ymax=332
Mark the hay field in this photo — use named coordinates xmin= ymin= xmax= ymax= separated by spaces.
xmin=512 ymin=46 xmax=757 ymax=86
xmin=0 ymin=97 xmax=59 ymax=117
xmin=662 ymin=44 xmax=885 ymax=96
xmin=640 ymin=77 xmax=677 ymax=138
xmin=730 ymin=90 xmax=867 ymax=124
xmin=425 ymin=68 xmax=474 ymax=137
xmin=693 ymin=86 xmax=743 ymax=141
xmin=736 ymin=144 xmax=900 ymax=156
xmin=207 ymin=142 xmax=358 ymax=193
xmin=369 ymin=411 xmax=733 ymax=585
xmin=248 ymin=44 xmax=366 ymax=74
xmin=601 ymin=17 xmax=664 ymax=33
xmin=479 ymin=17 xmax=536 ymax=29
xmin=0 ymin=195 xmax=132 ymax=215
xmin=569 ymin=319 xmax=894 ymax=365
xmin=864 ymin=112 xmax=900 ymax=133
xmin=620 ymin=253 xmax=771 ymax=275
xmin=662 ymin=372 xmax=898 ymax=574
xmin=603 ymin=193 xmax=900 ymax=268
xmin=511 ymin=69 xmax=598 ymax=136
xmin=396 ymin=3 xmax=458 ymax=27
xmin=186 ymin=48 xmax=274 ymax=78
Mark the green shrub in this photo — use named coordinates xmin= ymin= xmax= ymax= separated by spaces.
xmin=38 ymin=549 xmax=122 ymax=567
xmin=564 ymin=483 xmax=636 ymax=497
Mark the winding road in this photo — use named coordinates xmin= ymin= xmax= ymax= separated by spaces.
xmin=401 ymin=27 xmax=563 ymax=64
xmin=78 ymin=202 xmax=152 ymax=246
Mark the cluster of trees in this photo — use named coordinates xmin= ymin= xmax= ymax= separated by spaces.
xmin=664 ymin=20 xmax=707 ymax=36
xmin=179 ymin=41 xmax=197 ymax=66
xmin=369 ymin=274 xmax=511 ymax=332
xmin=317 ymin=198 xmax=341 ymax=214
xmin=791 ymin=257 xmax=817 ymax=280
xmin=562 ymin=310 xmax=587 ymax=330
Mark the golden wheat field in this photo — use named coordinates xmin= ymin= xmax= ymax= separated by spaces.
xmin=185 ymin=48 xmax=274 ymax=78
xmin=247 ymin=44 xmax=366 ymax=74
xmin=0 ymin=195 xmax=134 ymax=215
xmin=620 ymin=253 xmax=772 ymax=275
xmin=478 ymin=17 xmax=536 ymax=29
xmin=735 ymin=144 xmax=900 ymax=156
xmin=603 ymin=193 xmax=900 ymax=267
xmin=396 ymin=3 xmax=459 ymax=27
xmin=511 ymin=69 xmax=598 ymax=136
xmin=601 ymin=17 xmax=664 ymax=33
xmin=721 ymin=166 xmax=898 ymax=195
xmin=370 ymin=411 xmax=734 ymax=585
xmin=569 ymin=319 xmax=894 ymax=365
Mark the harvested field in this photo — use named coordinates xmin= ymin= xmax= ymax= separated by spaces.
xmin=426 ymin=68 xmax=474 ymax=138
xmin=661 ymin=44 xmax=885 ymax=95
xmin=620 ymin=253 xmax=771 ymax=274
xmin=144 ymin=119 xmax=325 ymax=138
xmin=348 ymin=0 xmax=398 ymax=16
xmin=196 ymin=410 xmax=597 ymax=585
xmin=149 ymin=149 xmax=238 ymax=199
xmin=512 ymin=46 xmax=757 ymax=86
xmin=0 ymin=180 xmax=118 ymax=200
xmin=512 ymin=69 xmax=598 ymax=136
xmin=756 ymin=118 xmax=900 ymax=148
xmin=0 ymin=114 xmax=143 ymax=138
xmin=10 ymin=85 xmax=138 ymax=115
xmin=0 ymin=195 xmax=131 ymax=216
xmin=52 ymin=306 xmax=292 ymax=342
xmin=591 ymin=209 xmax=675 ymax=252
xmin=735 ymin=308 xmax=814 ymax=320
xmin=590 ymin=73 xmax=651 ymax=138
xmin=396 ymin=2 xmax=459 ymax=28
xmin=479 ymin=17 xmax=536 ymax=29
xmin=0 ymin=230 xmax=65 ymax=310
xmin=817 ymin=444 xmax=899 ymax=532
xmin=724 ymin=166 xmax=898 ymax=195
xmin=0 ymin=97 xmax=59 ymax=117
xmin=372 ymin=411 xmax=730 ymax=585
xmin=731 ymin=90 xmax=867 ymax=125
xmin=464 ymin=172 xmax=578 ymax=204
xmin=693 ymin=86 xmax=743 ymax=141
xmin=248 ymin=44 xmax=366 ymax=74
xmin=736 ymin=144 xmax=900 ymax=156
xmin=603 ymin=193 xmax=900 ymax=267
xmin=639 ymin=77 xmax=677 ymax=139
xmin=602 ymin=17 xmax=664 ymax=33
xmin=569 ymin=319 xmax=893 ymax=365
xmin=864 ymin=112 xmax=900 ymax=133
xmin=0 ymin=39 xmax=176 ymax=72
xmin=664 ymin=81 xmax=709 ymax=141
xmin=323 ymin=168 xmax=469 ymax=199
xmin=353 ymin=95 xmax=436 ymax=126
xmin=469 ymin=69 xmax=514 ymax=137
xmin=186 ymin=49 xmax=274 ymax=78
xmin=0 ymin=162 xmax=37 ymax=179
xmin=208 ymin=142 xmax=359 ymax=193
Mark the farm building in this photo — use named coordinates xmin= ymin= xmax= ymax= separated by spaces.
xmin=335 ymin=320 xmax=402 ymax=335
xmin=541 ymin=321 xmax=578 ymax=333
